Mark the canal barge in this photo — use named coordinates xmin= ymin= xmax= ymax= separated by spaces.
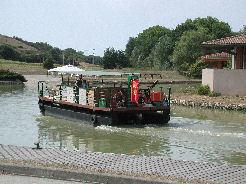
xmin=38 ymin=70 xmax=171 ymax=126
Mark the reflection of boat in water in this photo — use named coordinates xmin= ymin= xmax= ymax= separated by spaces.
xmin=38 ymin=70 xmax=171 ymax=126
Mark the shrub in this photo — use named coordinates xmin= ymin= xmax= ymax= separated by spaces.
xmin=196 ymin=85 xmax=210 ymax=95
xmin=0 ymin=69 xmax=27 ymax=82
xmin=208 ymin=91 xmax=221 ymax=97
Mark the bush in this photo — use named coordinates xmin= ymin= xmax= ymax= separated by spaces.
xmin=196 ymin=85 xmax=210 ymax=95
xmin=0 ymin=69 xmax=27 ymax=82
xmin=208 ymin=91 xmax=221 ymax=97
xmin=43 ymin=56 xmax=54 ymax=69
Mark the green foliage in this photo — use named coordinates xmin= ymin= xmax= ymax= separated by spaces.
xmin=0 ymin=69 xmax=26 ymax=82
xmin=43 ymin=56 xmax=54 ymax=69
xmin=196 ymin=85 xmax=210 ymax=95
xmin=0 ymin=45 xmax=22 ymax=61
xmin=171 ymin=30 xmax=209 ymax=74
xmin=125 ymin=37 xmax=137 ymax=58
xmin=12 ymin=36 xmax=102 ymax=65
xmin=150 ymin=35 xmax=173 ymax=70
xmin=125 ymin=16 xmax=233 ymax=73
xmin=208 ymin=91 xmax=221 ymax=97
xmin=127 ymin=25 xmax=171 ymax=68
xmin=103 ymin=48 xmax=129 ymax=69
xmin=187 ymin=60 xmax=210 ymax=78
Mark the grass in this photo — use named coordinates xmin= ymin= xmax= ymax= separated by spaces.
xmin=0 ymin=59 xmax=47 ymax=75
xmin=0 ymin=34 xmax=38 ymax=53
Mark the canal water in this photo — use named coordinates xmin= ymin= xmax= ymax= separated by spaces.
xmin=0 ymin=75 xmax=245 ymax=166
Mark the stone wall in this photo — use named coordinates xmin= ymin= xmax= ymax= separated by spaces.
xmin=171 ymin=99 xmax=246 ymax=111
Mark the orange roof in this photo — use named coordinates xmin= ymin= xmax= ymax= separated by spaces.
xmin=202 ymin=34 xmax=246 ymax=46
xmin=200 ymin=52 xmax=232 ymax=60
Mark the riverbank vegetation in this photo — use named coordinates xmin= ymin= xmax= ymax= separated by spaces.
xmin=0 ymin=69 xmax=26 ymax=82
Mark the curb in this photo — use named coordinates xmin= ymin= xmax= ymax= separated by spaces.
xmin=0 ymin=162 xmax=179 ymax=184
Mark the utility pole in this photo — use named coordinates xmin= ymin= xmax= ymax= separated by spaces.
xmin=62 ymin=53 xmax=64 ymax=65
xmin=92 ymin=49 xmax=95 ymax=65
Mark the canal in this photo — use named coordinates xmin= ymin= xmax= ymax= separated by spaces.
xmin=0 ymin=75 xmax=245 ymax=166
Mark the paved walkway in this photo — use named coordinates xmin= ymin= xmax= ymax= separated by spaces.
xmin=0 ymin=144 xmax=245 ymax=183
xmin=0 ymin=174 xmax=84 ymax=184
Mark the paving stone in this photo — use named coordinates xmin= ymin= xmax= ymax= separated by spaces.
xmin=0 ymin=144 xmax=245 ymax=183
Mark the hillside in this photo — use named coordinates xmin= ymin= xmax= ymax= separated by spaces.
xmin=0 ymin=34 xmax=39 ymax=54
xmin=0 ymin=34 xmax=102 ymax=65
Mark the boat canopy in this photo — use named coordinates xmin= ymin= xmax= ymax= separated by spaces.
xmin=48 ymin=65 xmax=85 ymax=74
xmin=48 ymin=68 xmax=140 ymax=77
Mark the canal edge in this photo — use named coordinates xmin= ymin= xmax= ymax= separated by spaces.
xmin=0 ymin=162 xmax=180 ymax=184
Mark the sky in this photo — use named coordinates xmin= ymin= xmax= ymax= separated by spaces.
xmin=0 ymin=0 xmax=246 ymax=56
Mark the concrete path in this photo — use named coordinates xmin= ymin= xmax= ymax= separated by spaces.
xmin=0 ymin=174 xmax=84 ymax=184
xmin=0 ymin=144 xmax=245 ymax=184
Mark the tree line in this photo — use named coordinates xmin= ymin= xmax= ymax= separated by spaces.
xmin=0 ymin=37 xmax=102 ymax=69
xmin=103 ymin=17 xmax=244 ymax=78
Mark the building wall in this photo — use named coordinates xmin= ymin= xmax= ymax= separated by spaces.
xmin=202 ymin=69 xmax=246 ymax=95
xmin=236 ymin=46 xmax=246 ymax=69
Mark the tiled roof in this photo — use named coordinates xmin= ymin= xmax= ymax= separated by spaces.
xmin=200 ymin=52 xmax=232 ymax=60
xmin=202 ymin=34 xmax=246 ymax=46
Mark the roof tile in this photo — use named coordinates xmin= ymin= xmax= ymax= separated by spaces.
xmin=202 ymin=34 xmax=246 ymax=46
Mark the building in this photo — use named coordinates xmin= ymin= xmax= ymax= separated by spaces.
xmin=200 ymin=52 xmax=232 ymax=69
xmin=201 ymin=34 xmax=246 ymax=95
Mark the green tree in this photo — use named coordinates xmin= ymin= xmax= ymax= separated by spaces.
xmin=150 ymin=35 xmax=173 ymax=70
xmin=171 ymin=30 xmax=209 ymax=76
xmin=103 ymin=48 xmax=129 ymax=69
xmin=43 ymin=56 xmax=54 ymax=69
xmin=173 ymin=16 xmax=232 ymax=43
xmin=117 ymin=50 xmax=129 ymax=68
xmin=125 ymin=37 xmax=137 ymax=58
xmin=0 ymin=45 xmax=22 ymax=61
xmin=50 ymin=47 xmax=62 ymax=64
xmin=103 ymin=48 xmax=117 ymax=69
xmin=125 ymin=25 xmax=171 ymax=68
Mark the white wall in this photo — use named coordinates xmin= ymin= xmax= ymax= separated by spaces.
xmin=202 ymin=69 xmax=246 ymax=95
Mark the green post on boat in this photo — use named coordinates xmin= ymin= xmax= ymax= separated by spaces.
xmin=99 ymin=98 xmax=107 ymax=107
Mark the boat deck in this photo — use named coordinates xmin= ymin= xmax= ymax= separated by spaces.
xmin=0 ymin=144 xmax=245 ymax=183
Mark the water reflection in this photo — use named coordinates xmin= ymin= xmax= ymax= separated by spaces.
xmin=37 ymin=116 xmax=171 ymax=156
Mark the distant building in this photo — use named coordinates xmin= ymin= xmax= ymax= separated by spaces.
xmin=200 ymin=52 xmax=232 ymax=69
xmin=201 ymin=34 xmax=246 ymax=95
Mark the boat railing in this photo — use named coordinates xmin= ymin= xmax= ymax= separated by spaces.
xmin=38 ymin=80 xmax=171 ymax=108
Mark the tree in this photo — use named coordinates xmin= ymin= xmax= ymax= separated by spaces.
xmin=50 ymin=47 xmax=62 ymax=64
xmin=125 ymin=37 xmax=137 ymax=58
xmin=0 ymin=45 xmax=22 ymax=61
xmin=103 ymin=48 xmax=117 ymax=69
xmin=150 ymin=35 xmax=173 ymax=70
xmin=239 ymin=25 xmax=246 ymax=33
xmin=173 ymin=16 xmax=232 ymax=43
xmin=43 ymin=56 xmax=54 ymax=69
xmin=125 ymin=25 xmax=171 ymax=68
xmin=103 ymin=48 xmax=129 ymax=69
xmin=171 ymin=30 xmax=209 ymax=76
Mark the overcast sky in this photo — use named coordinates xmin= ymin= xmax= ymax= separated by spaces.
xmin=0 ymin=0 xmax=245 ymax=56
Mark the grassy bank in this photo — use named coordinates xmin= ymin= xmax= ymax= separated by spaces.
xmin=0 ymin=59 xmax=47 ymax=75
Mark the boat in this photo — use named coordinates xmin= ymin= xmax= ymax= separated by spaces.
xmin=38 ymin=70 xmax=171 ymax=126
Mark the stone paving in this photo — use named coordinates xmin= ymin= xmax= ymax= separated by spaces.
xmin=0 ymin=144 xmax=245 ymax=183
